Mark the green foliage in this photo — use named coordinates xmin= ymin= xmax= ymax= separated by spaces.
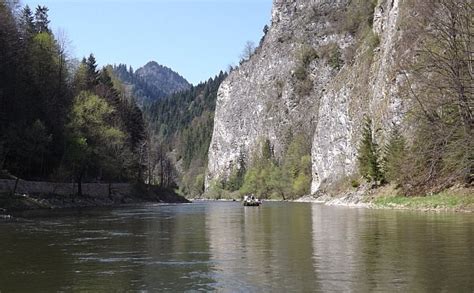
xmin=366 ymin=30 xmax=380 ymax=50
xmin=180 ymin=112 xmax=214 ymax=169
xmin=206 ymin=180 xmax=226 ymax=200
xmin=0 ymin=3 xmax=144 ymax=190
xmin=65 ymin=92 xmax=125 ymax=183
xmin=225 ymin=155 xmax=246 ymax=192
xmin=328 ymin=46 xmax=343 ymax=70
xmin=382 ymin=126 xmax=406 ymax=183
xmin=292 ymin=170 xmax=311 ymax=196
xmin=295 ymin=45 xmax=318 ymax=81
xmin=373 ymin=190 xmax=474 ymax=210
xmin=351 ymin=179 xmax=361 ymax=188
xmin=261 ymin=139 xmax=273 ymax=160
xmin=400 ymin=0 xmax=473 ymax=195
xmin=191 ymin=173 xmax=205 ymax=196
xmin=237 ymin=134 xmax=312 ymax=199
xmin=85 ymin=54 xmax=99 ymax=89
xmin=23 ymin=120 xmax=52 ymax=174
xmin=143 ymin=72 xmax=227 ymax=193
xmin=69 ymin=92 xmax=115 ymax=132
xmin=283 ymin=135 xmax=312 ymax=198
xmin=240 ymin=160 xmax=285 ymax=199
xmin=357 ymin=116 xmax=384 ymax=184
xmin=343 ymin=0 xmax=378 ymax=35
xmin=300 ymin=45 xmax=319 ymax=68
xmin=34 ymin=5 xmax=50 ymax=33
xmin=0 ymin=2 xmax=71 ymax=177
xmin=294 ymin=45 xmax=318 ymax=96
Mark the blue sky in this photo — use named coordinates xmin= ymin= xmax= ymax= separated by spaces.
xmin=22 ymin=0 xmax=273 ymax=84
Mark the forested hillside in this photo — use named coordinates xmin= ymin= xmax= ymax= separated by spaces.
xmin=142 ymin=72 xmax=227 ymax=196
xmin=0 ymin=3 xmax=146 ymax=194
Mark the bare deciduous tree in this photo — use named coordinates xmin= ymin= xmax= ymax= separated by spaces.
xmin=402 ymin=0 xmax=473 ymax=193
xmin=240 ymin=41 xmax=256 ymax=62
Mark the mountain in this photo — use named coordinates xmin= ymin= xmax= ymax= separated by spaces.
xmin=205 ymin=0 xmax=472 ymax=197
xmin=112 ymin=61 xmax=191 ymax=106
xmin=136 ymin=61 xmax=191 ymax=96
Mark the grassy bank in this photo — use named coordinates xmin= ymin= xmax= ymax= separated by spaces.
xmin=372 ymin=189 xmax=474 ymax=212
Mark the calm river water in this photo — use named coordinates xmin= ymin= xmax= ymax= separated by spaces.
xmin=0 ymin=202 xmax=473 ymax=292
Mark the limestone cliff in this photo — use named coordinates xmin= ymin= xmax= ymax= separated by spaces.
xmin=207 ymin=0 xmax=416 ymax=193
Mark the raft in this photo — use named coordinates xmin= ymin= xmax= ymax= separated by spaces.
xmin=243 ymin=201 xmax=261 ymax=207
xmin=243 ymin=195 xmax=262 ymax=206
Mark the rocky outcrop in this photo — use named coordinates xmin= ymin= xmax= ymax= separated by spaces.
xmin=312 ymin=0 xmax=410 ymax=192
xmin=207 ymin=0 xmax=416 ymax=193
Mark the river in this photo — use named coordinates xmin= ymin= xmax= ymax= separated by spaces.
xmin=0 ymin=202 xmax=473 ymax=291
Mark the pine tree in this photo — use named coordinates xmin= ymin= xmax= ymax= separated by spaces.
xmin=20 ymin=5 xmax=35 ymax=38
xmin=34 ymin=6 xmax=50 ymax=33
xmin=357 ymin=116 xmax=384 ymax=184
xmin=382 ymin=126 xmax=406 ymax=183
xmin=84 ymin=54 xmax=99 ymax=89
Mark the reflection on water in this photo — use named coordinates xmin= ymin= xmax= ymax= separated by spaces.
xmin=311 ymin=205 xmax=474 ymax=292
xmin=206 ymin=202 xmax=316 ymax=291
xmin=0 ymin=202 xmax=473 ymax=291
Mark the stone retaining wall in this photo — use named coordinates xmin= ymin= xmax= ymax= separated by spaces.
xmin=0 ymin=179 xmax=132 ymax=198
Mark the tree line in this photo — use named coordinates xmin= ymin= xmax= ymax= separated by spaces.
xmin=0 ymin=3 xmax=146 ymax=195
xmin=207 ymin=133 xmax=312 ymax=200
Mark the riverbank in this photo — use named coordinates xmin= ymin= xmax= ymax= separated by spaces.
xmin=197 ymin=184 xmax=473 ymax=212
xmin=296 ymin=185 xmax=474 ymax=213
xmin=0 ymin=181 xmax=189 ymax=215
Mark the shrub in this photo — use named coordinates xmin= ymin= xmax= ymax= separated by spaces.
xmin=300 ymin=45 xmax=319 ymax=67
xmin=329 ymin=47 xmax=343 ymax=70
xmin=295 ymin=78 xmax=314 ymax=97
xmin=351 ymin=179 xmax=361 ymax=188
xmin=343 ymin=0 xmax=378 ymax=34
xmin=293 ymin=45 xmax=318 ymax=96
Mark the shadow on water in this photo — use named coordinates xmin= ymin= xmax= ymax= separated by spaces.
xmin=0 ymin=202 xmax=473 ymax=291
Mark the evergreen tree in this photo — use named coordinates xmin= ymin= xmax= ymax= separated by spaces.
xmin=20 ymin=5 xmax=35 ymax=38
xmin=0 ymin=3 xmax=145 ymax=187
xmin=34 ymin=5 xmax=50 ymax=33
xmin=357 ymin=116 xmax=384 ymax=183
xmin=382 ymin=126 xmax=406 ymax=183
xmin=85 ymin=54 xmax=99 ymax=89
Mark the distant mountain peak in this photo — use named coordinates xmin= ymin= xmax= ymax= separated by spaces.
xmin=112 ymin=61 xmax=191 ymax=106
xmin=136 ymin=61 xmax=191 ymax=95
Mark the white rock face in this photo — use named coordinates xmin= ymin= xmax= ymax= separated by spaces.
xmin=207 ymin=0 xmax=413 ymax=193
xmin=312 ymin=0 xmax=408 ymax=192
